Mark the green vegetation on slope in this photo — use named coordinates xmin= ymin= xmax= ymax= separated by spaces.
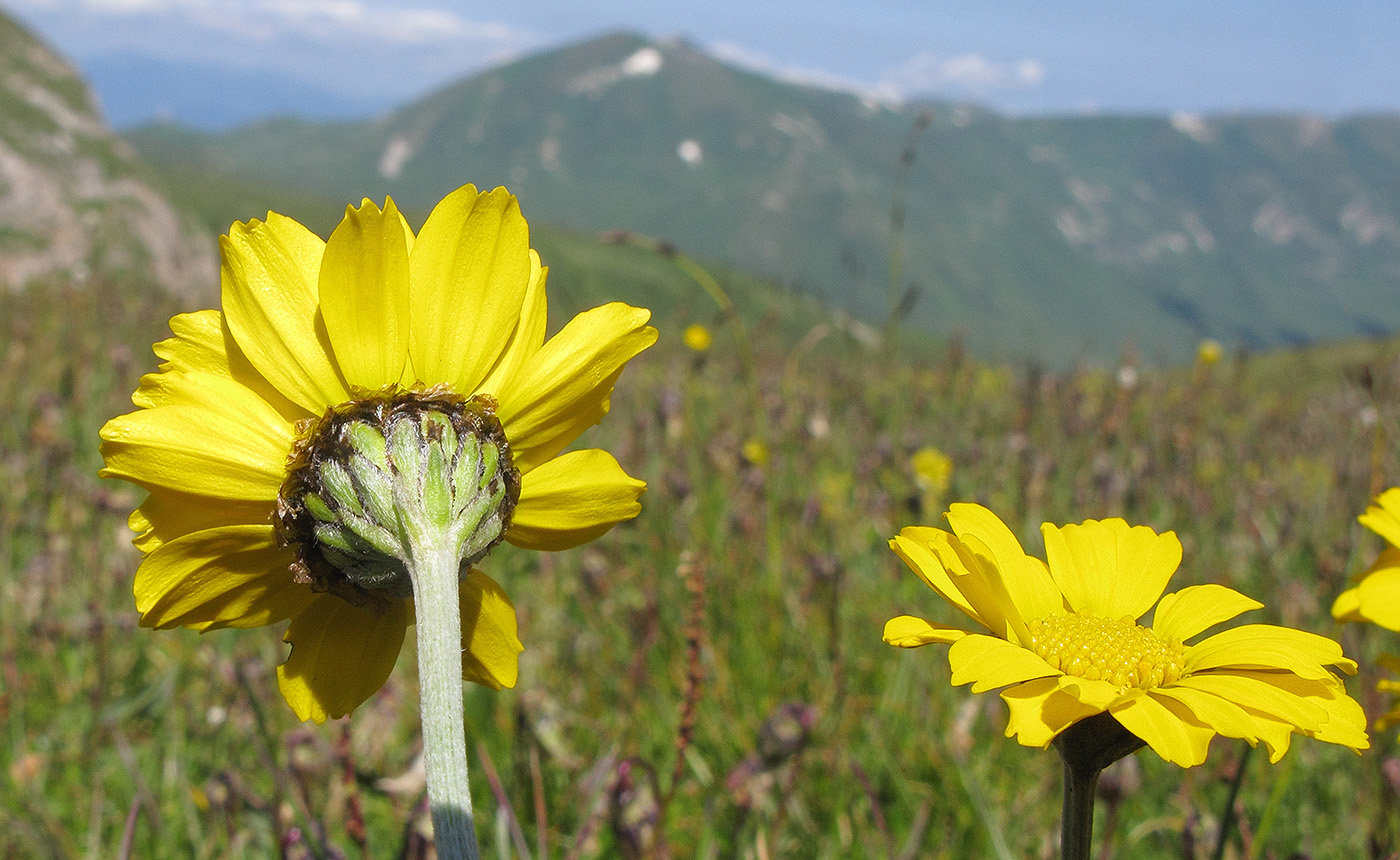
xmin=126 ymin=32 xmax=1400 ymax=365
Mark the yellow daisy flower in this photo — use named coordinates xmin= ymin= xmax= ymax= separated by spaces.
xmin=1333 ymin=488 xmax=1400 ymax=733
xmin=884 ymin=503 xmax=1368 ymax=766
xmin=100 ymin=185 xmax=658 ymax=723
xmin=1333 ymin=487 xmax=1400 ymax=631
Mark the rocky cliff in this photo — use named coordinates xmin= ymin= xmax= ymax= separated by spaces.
xmin=0 ymin=11 xmax=214 ymax=296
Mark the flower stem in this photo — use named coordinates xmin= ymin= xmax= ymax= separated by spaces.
xmin=408 ymin=539 xmax=480 ymax=860
xmin=1053 ymin=713 xmax=1145 ymax=860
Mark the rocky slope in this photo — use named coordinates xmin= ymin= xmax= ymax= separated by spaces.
xmin=0 ymin=11 xmax=213 ymax=296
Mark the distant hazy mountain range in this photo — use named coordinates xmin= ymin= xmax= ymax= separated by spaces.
xmin=123 ymin=32 xmax=1400 ymax=364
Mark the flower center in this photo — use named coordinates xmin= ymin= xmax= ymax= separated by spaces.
xmin=1026 ymin=614 xmax=1184 ymax=689
xmin=275 ymin=386 xmax=521 ymax=609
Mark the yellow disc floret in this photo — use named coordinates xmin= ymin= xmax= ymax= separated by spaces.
xmin=1027 ymin=614 xmax=1185 ymax=689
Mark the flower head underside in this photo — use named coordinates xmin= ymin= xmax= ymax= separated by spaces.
xmin=100 ymin=185 xmax=658 ymax=722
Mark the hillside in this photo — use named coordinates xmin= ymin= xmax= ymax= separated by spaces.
xmin=0 ymin=11 xmax=213 ymax=296
xmin=126 ymin=31 xmax=1400 ymax=364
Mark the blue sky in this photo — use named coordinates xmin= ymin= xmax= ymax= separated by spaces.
xmin=7 ymin=0 xmax=1400 ymax=118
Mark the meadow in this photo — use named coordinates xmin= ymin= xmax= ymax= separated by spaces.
xmin=3 ymin=258 xmax=1400 ymax=859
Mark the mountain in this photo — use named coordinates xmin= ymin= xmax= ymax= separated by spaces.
xmin=83 ymin=54 xmax=395 ymax=131
xmin=125 ymin=32 xmax=1400 ymax=363
xmin=0 ymin=11 xmax=214 ymax=295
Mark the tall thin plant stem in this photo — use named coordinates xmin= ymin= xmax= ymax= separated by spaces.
xmin=1053 ymin=715 xmax=1145 ymax=860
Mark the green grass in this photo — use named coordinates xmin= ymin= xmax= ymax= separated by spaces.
xmin=3 ymin=270 xmax=1399 ymax=859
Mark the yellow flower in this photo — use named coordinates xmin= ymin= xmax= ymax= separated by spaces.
xmin=1196 ymin=339 xmax=1223 ymax=366
xmin=910 ymin=446 xmax=953 ymax=495
xmin=742 ymin=437 xmax=769 ymax=468
xmin=1333 ymin=489 xmax=1400 ymax=735
xmin=100 ymin=185 xmax=657 ymax=723
xmin=884 ymin=503 xmax=1368 ymax=766
xmin=683 ymin=323 xmax=712 ymax=352
xmin=1333 ymin=488 xmax=1400 ymax=631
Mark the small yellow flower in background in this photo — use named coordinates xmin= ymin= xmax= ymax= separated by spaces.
xmin=683 ymin=323 xmax=712 ymax=352
xmin=100 ymin=184 xmax=657 ymax=723
xmin=884 ymin=503 xmax=1368 ymax=766
xmin=910 ymin=446 xmax=953 ymax=496
xmin=742 ymin=437 xmax=769 ymax=468
xmin=1196 ymin=339 xmax=1223 ymax=366
xmin=1333 ymin=488 xmax=1400 ymax=732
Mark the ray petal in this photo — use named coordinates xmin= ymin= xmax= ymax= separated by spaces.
xmin=505 ymin=449 xmax=645 ymax=550
xmin=1109 ymin=692 xmax=1214 ymax=766
xmin=493 ymin=302 xmax=656 ymax=473
xmin=883 ymin=615 xmax=969 ymax=648
xmin=1001 ymin=676 xmax=1103 ymax=748
xmin=134 ymin=524 xmax=312 ymax=631
xmin=948 ymin=633 xmax=1058 ymax=693
xmin=1042 ymin=518 xmax=1182 ymax=620
xmin=319 ymin=197 xmax=413 ymax=390
xmin=407 ymin=185 xmax=531 ymax=392
xmin=460 ymin=569 xmax=523 ymax=689
xmin=1152 ymin=584 xmax=1262 ymax=642
xmin=100 ymin=370 xmax=295 ymax=501
xmin=220 ymin=213 xmax=349 ymax=412
xmin=277 ymin=595 xmax=409 ymax=723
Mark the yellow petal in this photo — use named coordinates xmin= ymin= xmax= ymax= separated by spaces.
xmin=150 ymin=310 xmax=232 ymax=380
xmin=475 ymin=250 xmax=548 ymax=396
xmin=945 ymin=503 xmax=1064 ymax=622
xmin=1057 ymin=676 xmax=1126 ymax=710
xmin=407 ymin=185 xmax=531 ymax=392
xmin=889 ymin=527 xmax=978 ymax=622
xmin=1042 ymin=518 xmax=1181 ymax=620
xmin=1185 ymin=625 xmax=1354 ymax=679
xmin=882 ymin=614 xmax=968 ymax=648
xmin=932 ymin=529 xmax=1031 ymax=644
xmin=460 ymin=569 xmax=523 ymax=689
xmin=1152 ymin=584 xmax=1262 ymax=642
xmin=948 ymin=633 xmax=1058 ymax=693
xmin=1331 ymin=585 xmax=1364 ymax=623
xmin=129 ymin=489 xmax=275 ymax=555
xmin=1299 ymin=684 xmax=1369 ymax=751
xmin=1152 ymin=686 xmax=1277 ymax=757
xmin=1171 ymin=673 xmax=1328 ymax=732
xmin=1109 ymin=692 xmax=1214 ymax=766
xmin=220 ymin=213 xmax=350 ymax=413
xmin=319 ymin=198 xmax=413 ymax=390
xmin=506 ymin=449 xmax=645 ymax=550
xmin=149 ymin=310 xmax=305 ymax=421
xmin=1361 ymin=488 xmax=1400 ymax=548
xmin=1000 ymin=676 xmax=1103 ymax=748
xmin=495 ymin=302 xmax=657 ymax=473
xmin=1351 ymin=560 xmax=1400 ymax=631
xmin=277 ymin=595 xmax=409 ymax=723
xmin=100 ymin=371 xmax=295 ymax=501
xmin=134 ymin=525 xmax=313 ymax=631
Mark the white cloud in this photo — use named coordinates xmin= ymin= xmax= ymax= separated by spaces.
xmin=706 ymin=41 xmax=1044 ymax=105
xmin=881 ymin=51 xmax=1047 ymax=97
xmin=707 ymin=40 xmax=902 ymax=103
xmin=18 ymin=0 xmax=518 ymax=46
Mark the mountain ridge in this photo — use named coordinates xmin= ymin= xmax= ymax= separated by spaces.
xmin=125 ymin=30 xmax=1400 ymax=363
